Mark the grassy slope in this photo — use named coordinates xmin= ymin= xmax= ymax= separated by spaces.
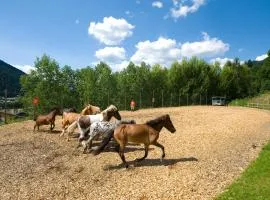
xmin=216 ymin=142 xmax=270 ymax=200
xmin=230 ymin=92 xmax=270 ymax=107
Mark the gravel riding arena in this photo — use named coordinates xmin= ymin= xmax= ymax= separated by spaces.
xmin=1 ymin=106 xmax=270 ymax=200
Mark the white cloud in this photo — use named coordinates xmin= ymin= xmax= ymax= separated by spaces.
xmin=131 ymin=37 xmax=181 ymax=66
xmin=180 ymin=32 xmax=229 ymax=58
xmin=171 ymin=0 xmax=205 ymax=19
xmin=152 ymin=1 xmax=163 ymax=8
xmin=88 ymin=16 xmax=135 ymax=45
xmin=210 ymin=57 xmax=234 ymax=67
xmin=14 ymin=65 xmax=35 ymax=74
xmin=95 ymin=47 xmax=126 ymax=63
xmin=130 ymin=32 xmax=229 ymax=67
xmin=172 ymin=0 xmax=179 ymax=6
xmin=95 ymin=47 xmax=128 ymax=71
xmin=255 ymin=54 xmax=268 ymax=61
xmin=112 ymin=60 xmax=130 ymax=71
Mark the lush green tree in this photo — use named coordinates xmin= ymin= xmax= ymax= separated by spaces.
xmin=59 ymin=65 xmax=80 ymax=109
xmin=19 ymin=52 xmax=269 ymax=112
xmin=20 ymin=54 xmax=62 ymax=113
xmin=220 ymin=58 xmax=253 ymax=100
xmin=150 ymin=64 xmax=168 ymax=107
xmin=93 ymin=62 xmax=115 ymax=109
xmin=258 ymin=54 xmax=270 ymax=92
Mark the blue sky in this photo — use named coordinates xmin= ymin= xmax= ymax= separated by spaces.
xmin=1 ymin=0 xmax=270 ymax=73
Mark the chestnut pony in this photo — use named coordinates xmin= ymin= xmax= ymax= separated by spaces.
xmin=93 ymin=114 xmax=176 ymax=168
xmin=60 ymin=104 xmax=101 ymax=139
xmin=33 ymin=107 xmax=61 ymax=132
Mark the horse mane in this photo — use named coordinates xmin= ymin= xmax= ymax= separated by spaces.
xmin=50 ymin=107 xmax=60 ymax=112
xmin=102 ymin=105 xmax=118 ymax=113
xmin=145 ymin=114 xmax=169 ymax=126
xmin=81 ymin=104 xmax=91 ymax=114
xmin=120 ymin=119 xmax=136 ymax=124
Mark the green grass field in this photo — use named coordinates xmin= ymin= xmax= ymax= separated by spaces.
xmin=216 ymin=142 xmax=270 ymax=200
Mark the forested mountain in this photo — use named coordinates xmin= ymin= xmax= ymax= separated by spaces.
xmin=0 ymin=59 xmax=25 ymax=97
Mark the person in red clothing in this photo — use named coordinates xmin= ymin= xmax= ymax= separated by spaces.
xmin=130 ymin=98 xmax=136 ymax=111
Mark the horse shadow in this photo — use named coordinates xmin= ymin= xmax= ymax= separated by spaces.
xmin=103 ymin=156 xmax=198 ymax=171
xmin=36 ymin=129 xmax=62 ymax=134
xmin=99 ymin=145 xmax=155 ymax=153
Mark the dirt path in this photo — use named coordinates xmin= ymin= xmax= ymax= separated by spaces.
xmin=0 ymin=106 xmax=270 ymax=200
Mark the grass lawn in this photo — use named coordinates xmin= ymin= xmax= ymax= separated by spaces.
xmin=216 ymin=142 xmax=270 ymax=200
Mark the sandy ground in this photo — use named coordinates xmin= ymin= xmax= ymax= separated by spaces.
xmin=0 ymin=106 xmax=270 ymax=200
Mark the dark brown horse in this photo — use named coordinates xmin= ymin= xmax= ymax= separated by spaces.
xmin=92 ymin=114 xmax=176 ymax=168
xmin=33 ymin=107 xmax=61 ymax=132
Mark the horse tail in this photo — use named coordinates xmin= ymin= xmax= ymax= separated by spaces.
xmin=62 ymin=111 xmax=66 ymax=119
xmin=92 ymin=129 xmax=114 ymax=156
xmin=33 ymin=116 xmax=37 ymax=121
xmin=67 ymin=120 xmax=78 ymax=135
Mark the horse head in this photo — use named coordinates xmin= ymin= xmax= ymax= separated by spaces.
xmin=90 ymin=104 xmax=101 ymax=114
xmin=146 ymin=114 xmax=176 ymax=133
xmin=163 ymin=114 xmax=176 ymax=133
xmin=102 ymin=105 xmax=121 ymax=121
xmin=50 ymin=107 xmax=62 ymax=115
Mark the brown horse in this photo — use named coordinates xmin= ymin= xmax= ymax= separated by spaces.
xmin=33 ymin=107 xmax=61 ymax=132
xmin=93 ymin=114 xmax=176 ymax=168
xmin=60 ymin=104 xmax=101 ymax=139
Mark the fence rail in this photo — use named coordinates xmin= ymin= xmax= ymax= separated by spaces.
xmin=247 ymin=103 xmax=270 ymax=110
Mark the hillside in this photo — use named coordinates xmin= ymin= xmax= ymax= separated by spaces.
xmin=0 ymin=59 xmax=25 ymax=97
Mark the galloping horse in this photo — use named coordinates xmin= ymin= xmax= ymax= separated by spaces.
xmin=60 ymin=104 xmax=101 ymax=139
xmin=92 ymin=114 xmax=176 ymax=168
xmin=33 ymin=107 xmax=61 ymax=132
xmin=80 ymin=119 xmax=136 ymax=153
xmin=67 ymin=105 xmax=121 ymax=143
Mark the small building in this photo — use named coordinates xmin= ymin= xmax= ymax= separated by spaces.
xmin=212 ymin=96 xmax=226 ymax=106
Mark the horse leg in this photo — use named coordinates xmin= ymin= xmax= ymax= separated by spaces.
xmin=82 ymin=137 xmax=93 ymax=154
xmin=114 ymin=143 xmax=120 ymax=152
xmin=135 ymin=144 xmax=149 ymax=162
xmin=153 ymin=142 xmax=165 ymax=161
xmin=60 ymin=128 xmax=66 ymax=137
xmin=49 ymin=123 xmax=52 ymax=131
xmin=60 ymin=125 xmax=67 ymax=137
xmin=33 ymin=124 xmax=37 ymax=132
xmin=50 ymin=122 xmax=55 ymax=131
xmin=118 ymin=144 xmax=128 ymax=168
